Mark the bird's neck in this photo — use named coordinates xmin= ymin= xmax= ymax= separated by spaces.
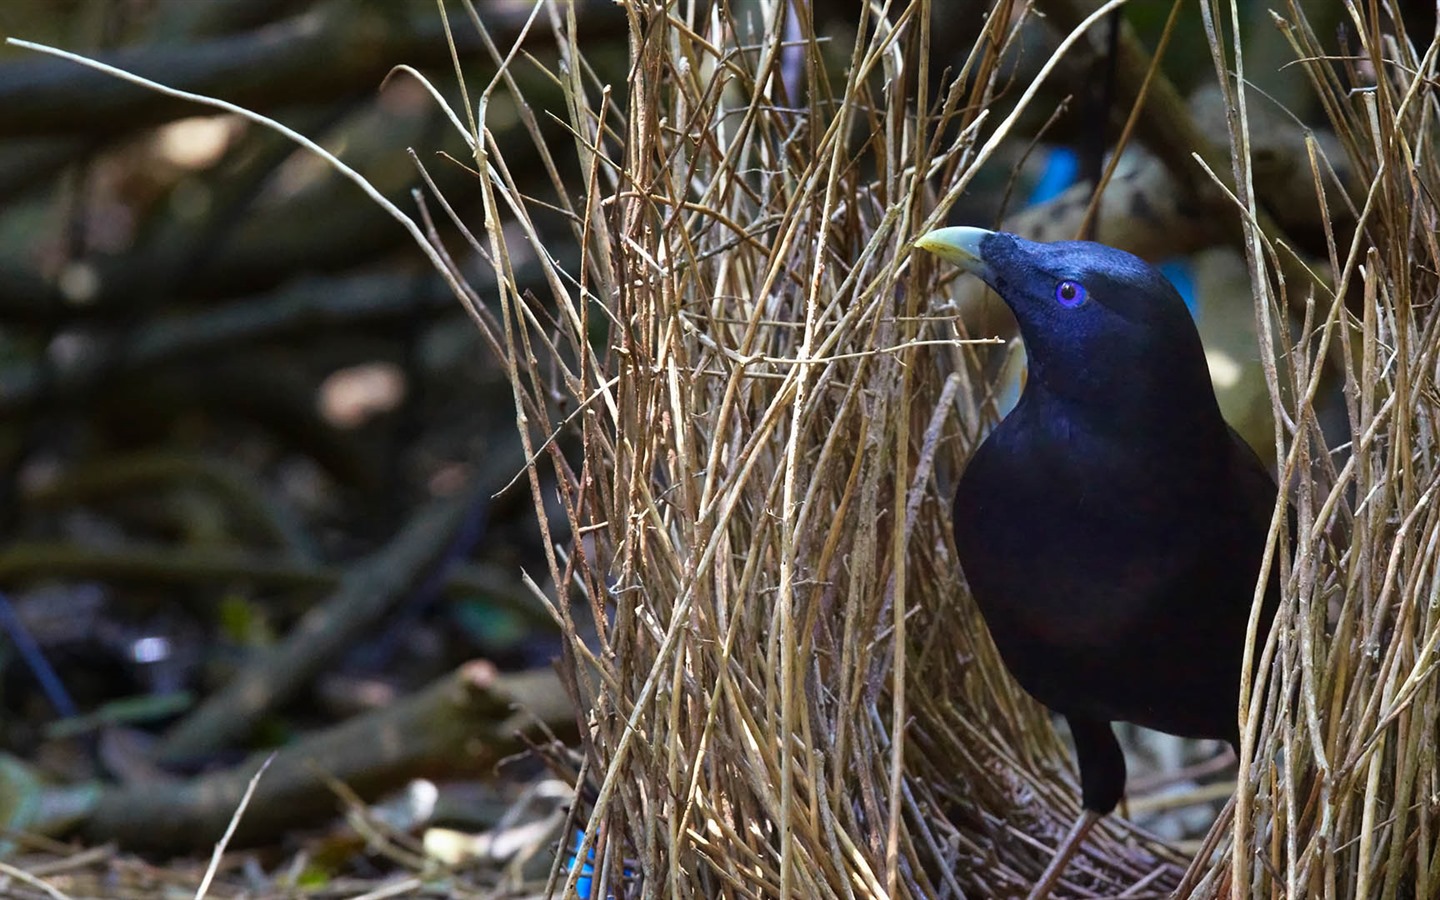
xmin=1018 ymin=370 xmax=1230 ymax=454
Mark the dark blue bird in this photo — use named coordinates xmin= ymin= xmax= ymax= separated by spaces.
xmin=916 ymin=227 xmax=1282 ymax=897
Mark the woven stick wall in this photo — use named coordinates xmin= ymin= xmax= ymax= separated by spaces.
xmin=453 ymin=1 xmax=1440 ymax=896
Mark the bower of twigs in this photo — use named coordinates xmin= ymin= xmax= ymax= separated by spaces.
xmin=5 ymin=0 xmax=1437 ymax=897
xmin=450 ymin=1 xmax=1438 ymax=897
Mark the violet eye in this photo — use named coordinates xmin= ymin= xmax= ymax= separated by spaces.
xmin=1056 ymin=280 xmax=1086 ymax=308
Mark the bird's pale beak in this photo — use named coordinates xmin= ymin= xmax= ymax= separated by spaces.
xmin=914 ymin=226 xmax=995 ymax=277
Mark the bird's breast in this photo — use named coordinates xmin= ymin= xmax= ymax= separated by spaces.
xmin=949 ymin=409 xmax=1269 ymax=735
xmin=952 ymin=414 xmax=1242 ymax=654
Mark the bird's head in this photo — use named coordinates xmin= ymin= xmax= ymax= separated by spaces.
xmin=916 ymin=226 xmax=1215 ymax=414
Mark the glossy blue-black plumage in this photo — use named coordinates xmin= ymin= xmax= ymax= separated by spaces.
xmin=932 ymin=229 xmax=1281 ymax=816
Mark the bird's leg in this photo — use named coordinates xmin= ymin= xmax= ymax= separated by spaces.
xmin=1024 ymin=809 xmax=1101 ymax=900
xmin=1023 ymin=716 xmax=1123 ymax=899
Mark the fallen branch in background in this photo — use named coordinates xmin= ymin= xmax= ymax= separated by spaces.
xmin=11 ymin=662 xmax=574 ymax=853
xmin=156 ymin=471 xmax=497 ymax=763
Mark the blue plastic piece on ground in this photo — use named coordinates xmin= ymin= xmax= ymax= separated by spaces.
xmin=565 ymin=829 xmax=596 ymax=899
xmin=0 ymin=591 xmax=78 ymax=719
xmin=563 ymin=828 xmax=636 ymax=898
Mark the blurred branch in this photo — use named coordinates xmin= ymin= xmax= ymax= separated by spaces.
xmin=72 ymin=662 xmax=575 ymax=852
xmin=0 ymin=542 xmax=334 ymax=591
xmin=0 ymin=108 xmax=472 ymax=322
xmin=153 ymin=0 xmax=320 ymax=40
xmin=182 ymin=138 xmax=477 ymax=298
xmin=23 ymin=451 xmax=320 ymax=563
xmin=155 ymin=465 xmax=517 ymax=763
xmin=0 ymin=270 xmax=457 ymax=412
xmin=0 ymin=1 xmax=624 ymax=139
xmin=0 ymin=1 xmax=324 ymax=205
xmin=0 ymin=11 xmax=602 ymax=317
xmin=0 ymin=542 xmax=552 ymax=626
xmin=119 ymin=105 xmax=358 ymax=302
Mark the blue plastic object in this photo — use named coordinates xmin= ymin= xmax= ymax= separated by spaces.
xmin=1029 ymin=147 xmax=1080 ymax=204
xmin=564 ymin=828 xmax=635 ymax=899
xmin=1159 ymin=258 xmax=1199 ymax=317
